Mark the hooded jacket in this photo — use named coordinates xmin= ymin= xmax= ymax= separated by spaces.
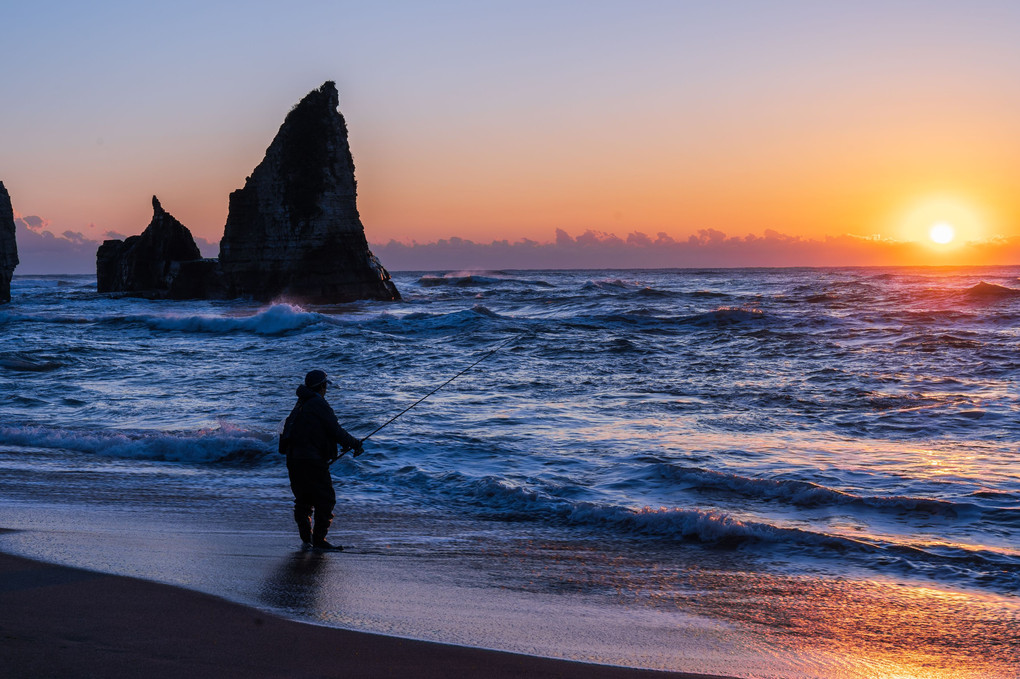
xmin=286 ymin=384 xmax=360 ymax=462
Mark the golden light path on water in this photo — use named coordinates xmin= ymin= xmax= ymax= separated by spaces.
xmin=576 ymin=419 xmax=1020 ymax=677
xmin=503 ymin=538 xmax=1020 ymax=678
xmin=683 ymin=573 xmax=1020 ymax=679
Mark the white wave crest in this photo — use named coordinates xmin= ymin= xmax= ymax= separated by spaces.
xmin=1 ymin=303 xmax=330 ymax=336
xmin=0 ymin=423 xmax=271 ymax=463
xmin=129 ymin=303 xmax=325 ymax=335
xmin=653 ymin=464 xmax=975 ymax=515
xmin=391 ymin=470 xmax=835 ymax=547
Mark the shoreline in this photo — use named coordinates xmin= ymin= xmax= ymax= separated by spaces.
xmin=0 ymin=549 xmax=737 ymax=679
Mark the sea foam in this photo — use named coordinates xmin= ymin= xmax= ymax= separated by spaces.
xmin=0 ymin=423 xmax=272 ymax=464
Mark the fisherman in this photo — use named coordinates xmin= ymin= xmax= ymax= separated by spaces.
xmin=280 ymin=369 xmax=363 ymax=551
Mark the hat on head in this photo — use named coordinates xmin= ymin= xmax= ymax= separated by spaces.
xmin=304 ymin=369 xmax=333 ymax=389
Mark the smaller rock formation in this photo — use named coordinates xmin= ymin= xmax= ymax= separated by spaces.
xmin=0 ymin=181 xmax=18 ymax=304
xmin=97 ymin=196 xmax=216 ymax=298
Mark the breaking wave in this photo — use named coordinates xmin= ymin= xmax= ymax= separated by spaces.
xmin=0 ymin=304 xmax=332 ymax=336
xmin=365 ymin=464 xmax=1020 ymax=590
xmin=650 ymin=463 xmax=983 ymax=518
xmin=376 ymin=305 xmax=508 ymax=334
xmin=965 ymin=281 xmax=1020 ymax=298
xmin=0 ymin=423 xmax=273 ymax=464
xmin=581 ymin=279 xmax=640 ymax=292
xmin=380 ymin=464 xmax=827 ymax=545
xmin=116 ymin=304 xmax=330 ymax=335
xmin=417 ymin=273 xmax=554 ymax=288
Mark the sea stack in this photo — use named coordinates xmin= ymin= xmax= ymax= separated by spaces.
xmin=0 ymin=182 xmax=18 ymax=304
xmin=97 ymin=196 xmax=215 ymax=298
xmin=218 ymin=81 xmax=399 ymax=302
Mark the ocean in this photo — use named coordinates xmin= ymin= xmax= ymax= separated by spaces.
xmin=1 ymin=267 xmax=1018 ymax=678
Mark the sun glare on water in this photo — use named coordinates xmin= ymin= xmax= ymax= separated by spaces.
xmin=928 ymin=222 xmax=955 ymax=245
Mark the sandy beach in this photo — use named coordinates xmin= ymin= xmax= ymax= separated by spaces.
xmin=0 ymin=550 xmax=734 ymax=679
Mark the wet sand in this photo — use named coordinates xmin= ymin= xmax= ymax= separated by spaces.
xmin=0 ymin=550 xmax=736 ymax=679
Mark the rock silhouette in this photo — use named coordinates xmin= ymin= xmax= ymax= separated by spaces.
xmin=218 ymin=81 xmax=399 ymax=302
xmin=95 ymin=82 xmax=399 ymax=303
xmin=0 ymin=182 xmax=19 ymax=304
xmin=97 ymin=196 xmax=212 ymax=298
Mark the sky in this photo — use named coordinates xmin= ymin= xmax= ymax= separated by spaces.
xmin=4 ymin=0 xmax=1020 ymax=272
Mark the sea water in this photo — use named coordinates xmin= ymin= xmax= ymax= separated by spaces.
xmin=1 ymin=268 xmax=1018 ymax=678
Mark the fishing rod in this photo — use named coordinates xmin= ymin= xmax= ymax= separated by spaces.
xmin=346 ymin=332 xmax=526 ymax=451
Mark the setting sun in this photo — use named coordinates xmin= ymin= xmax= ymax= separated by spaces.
xmin=893 ymin=194 xmax=994 ymax=252
xmin=929 ymin=222 xmax=956 ymax=244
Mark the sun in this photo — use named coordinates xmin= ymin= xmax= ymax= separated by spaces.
xmin=929 ymin=222 xmax=955 ymax=245
xmin=895 ymin=194 xmax=989 ymax=247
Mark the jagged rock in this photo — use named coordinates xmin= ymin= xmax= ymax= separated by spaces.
xmin=93 ymin=82 xmax=400 ymax=303
xmin=218 ymin=81 xmax=400 ymax=302
xmin=97 ymin=196 xmax=212 ymax=297
xmin=165 ymin=259 xmax=221 ymax=300
xmin=0 ymin=182 xmax=18 ymax=304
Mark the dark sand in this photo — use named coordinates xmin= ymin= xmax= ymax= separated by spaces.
xmin=0 ymin=551 xmax=736 ymax=679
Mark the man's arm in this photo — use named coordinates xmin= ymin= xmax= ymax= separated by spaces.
xmin=311 ymin=401 xmax=361 ymax=452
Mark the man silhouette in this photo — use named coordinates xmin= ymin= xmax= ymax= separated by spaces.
xmin=281 ymin=369 xmax=363 ymax=550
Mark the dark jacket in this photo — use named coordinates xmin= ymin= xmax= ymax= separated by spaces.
xmin=286 ymin=385 xmax=360 ymax=462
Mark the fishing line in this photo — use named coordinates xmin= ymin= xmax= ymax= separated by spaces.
xmin=356 ymin=332 xmax=526 ymax=445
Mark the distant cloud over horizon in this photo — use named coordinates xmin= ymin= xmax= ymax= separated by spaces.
xmin=11 ymin=220 xmax=1020 ymax=276
xmin=370 ymin=228 xmax=1020 ymax=271
xmin=12 ymin=212 xmax=96 ymax=274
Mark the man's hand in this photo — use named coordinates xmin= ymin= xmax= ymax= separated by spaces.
xmin=353 ymin=440 xmax=365 ymax=457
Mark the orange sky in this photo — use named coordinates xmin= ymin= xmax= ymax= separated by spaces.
xmin=4 ymin=3 xmax=1020 ymax=268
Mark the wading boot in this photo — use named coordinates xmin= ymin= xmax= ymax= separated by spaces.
xmin=311 ymin=539 xmax=344 ymax=551
xmin=311 ymin=509 xmax=333 ymax=547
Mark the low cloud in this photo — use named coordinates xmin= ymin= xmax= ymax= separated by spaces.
xmin=14 ymin=225 xmax=98 ymax=274
xmin=371 ymin=229 xmax=1020 ymax=270
xmin=19 ymin=214 xmax=49 ymax=232
xmin=60 ymin=230 xmax=93 ymax=246
xmin=193 ymin=237 xmax=219 ymax=258
xmin=10 ymin=210 xmax=95 ymax=273
xmin=11 ymin=218 xmax=1019 ymax=276
xmin=11 ymin=205 xmax=222 ymax=274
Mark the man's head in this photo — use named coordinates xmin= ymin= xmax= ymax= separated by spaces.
xmin=304 ymin=369 xmax=332 ymax=395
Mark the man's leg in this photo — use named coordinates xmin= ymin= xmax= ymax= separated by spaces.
xmin=310 ymin=465 xmax=338 ymax=546
xmin=311 ymin=505 xmax=334 ymax=543
xmin=287 ymin=459 xmax=314 ymax=544
xmin=293 ymin=504 xmax=313 ymax=544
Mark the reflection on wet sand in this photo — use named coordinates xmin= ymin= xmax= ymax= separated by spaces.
xmin=496 ymin=539 xmax=1020 ymax=678
xmin=676 ymin=572 xmax=1020 ymax=678
xmin=258 ymin=550 xmax=336 ymax=617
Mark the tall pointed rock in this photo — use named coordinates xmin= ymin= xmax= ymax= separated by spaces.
xmin=218 ymin=82 xmax=399 ymax=302
xmin=0 ymin=182 xmax=18 ymax=304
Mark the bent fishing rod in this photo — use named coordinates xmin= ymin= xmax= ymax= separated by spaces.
xmin=338 ymin=332 xmax=525 ymax=457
